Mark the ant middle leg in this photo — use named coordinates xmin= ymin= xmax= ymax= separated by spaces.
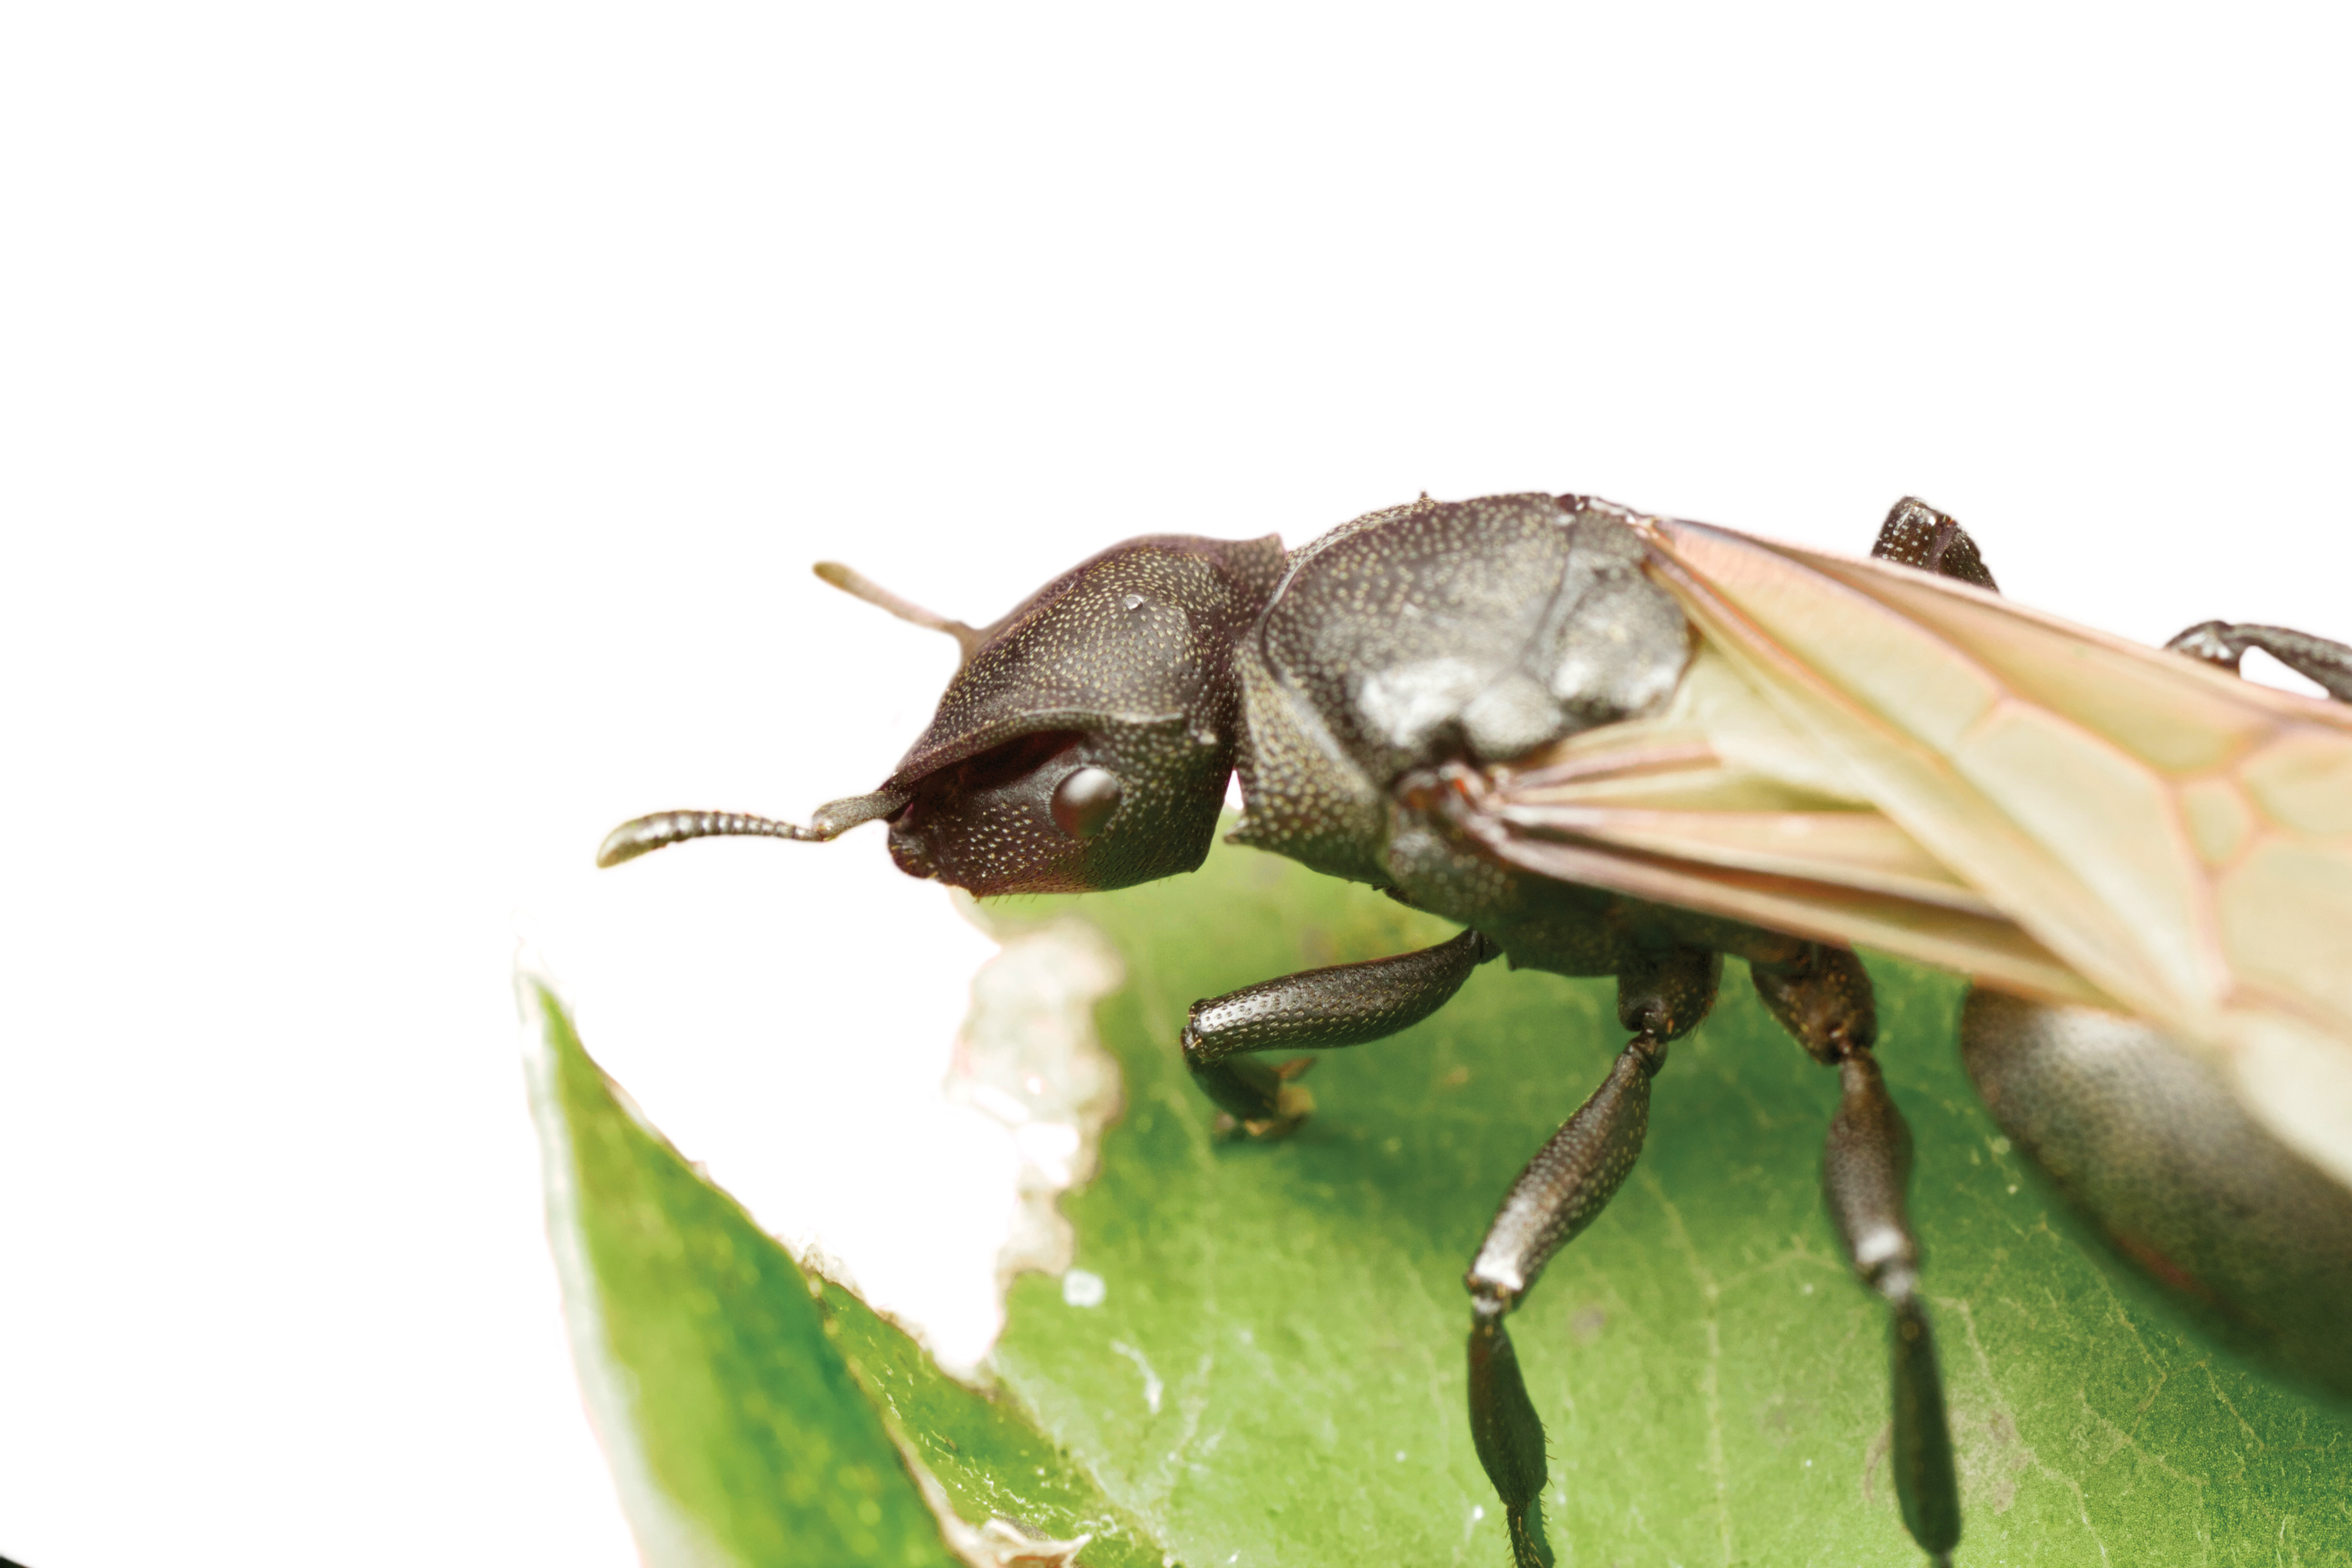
xmin=1872 ymin=497 xmax=1999 ymax=590
xmin=1463 ymin=943 xmax=1719 ymax=1568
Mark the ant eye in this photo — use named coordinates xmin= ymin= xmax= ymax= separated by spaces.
xmin=1050 ymin=765 xmax=1123 ymax=839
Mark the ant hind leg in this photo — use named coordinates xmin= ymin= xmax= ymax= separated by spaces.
xmin=2166 ymin=621 xmax=2352 ymax=702
xmin=1754 ymin=941 xmax=1961 ymax=1563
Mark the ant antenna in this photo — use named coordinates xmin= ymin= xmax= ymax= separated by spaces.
xmin=596 ymin=790 xmax=907 ymax=868
xmin=813 ymin=562 xmax=986 ymax=664
xmin=597 ymin=810 xmax=821 ymax=867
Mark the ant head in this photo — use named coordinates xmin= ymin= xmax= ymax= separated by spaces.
xmin=874 ymin=532 xmax=1284 ymax=894
xmin=600 ymin=531 xmax=1286 ymax=890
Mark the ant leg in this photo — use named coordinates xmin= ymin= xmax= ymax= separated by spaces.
xmin=1181 ymin=926 xmax=1499 ymax=1136
xmin=1750 ymin=941 xmax=1877 ymax=1065
xmin=1464 ymin=945 xmax=1718 ymax=1568
xmin=1755 ymin=943 xmax=1961 ymax=1563
xmin=2166 ymin=621 xmax=2352 ymax=702
xmin=1872 ymin=498 xmax=1998 ymax=590
xmin=1824 ymin=1049 xmax=1960 ymax=1563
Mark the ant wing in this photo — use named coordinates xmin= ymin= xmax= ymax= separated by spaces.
xmin=1473 ymin=516 xmax=2352 ymax=1190
xmin=1467 ymin=649 xmax=2107 ymax=1009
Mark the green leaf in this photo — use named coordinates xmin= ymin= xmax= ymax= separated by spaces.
xmin=523 ymin=983 xmax=1169 ymax=1568
xmin=810 ymin=1279 xmax=1169 ymax=1567
xmin=534 ymin=829 xmax=2352 ymax=1568
xmin=979 ymin=842 xmax=2352 ymax=1567
xmin=524 ymin=982 xmax=956 ymax=1567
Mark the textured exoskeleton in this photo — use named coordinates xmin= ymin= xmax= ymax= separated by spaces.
xmin=603 ymin=490 xmax=2352 ymax=1568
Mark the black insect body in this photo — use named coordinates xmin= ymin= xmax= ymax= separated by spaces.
xmin=603 ymin=493 xmax=2352 ymax=1568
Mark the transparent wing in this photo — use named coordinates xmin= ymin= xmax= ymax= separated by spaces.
xmin=1474 ymin=517 xmax=2352 ymax=1186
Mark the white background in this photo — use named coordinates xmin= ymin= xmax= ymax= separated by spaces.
xmin=4 ymin=6 xmax=2348 ymax=1565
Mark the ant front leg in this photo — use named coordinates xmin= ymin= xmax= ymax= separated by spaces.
xmin=1464 ymin=944 xmax=1719 ymax=1568
xmin=1754 ymin=941 xmax=1961 ymax=1565
xmin=1181 ymin=926 xmax=1499 ymax=1136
